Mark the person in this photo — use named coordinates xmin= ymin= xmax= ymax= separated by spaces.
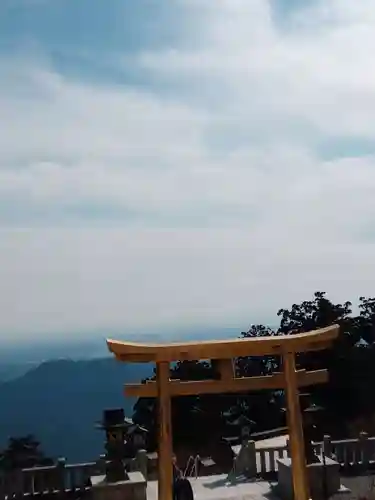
xmin=172 ymin=455 xmax=194 ymax=500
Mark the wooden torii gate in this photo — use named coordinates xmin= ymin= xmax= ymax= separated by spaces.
xmin=107 ymin=324 xmax=339 ymax=500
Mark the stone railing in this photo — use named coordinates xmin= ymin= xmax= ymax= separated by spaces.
xmin=256 ymin=432 xmax=375 ymax=477
xmin=0 ymin=458 xmax=99 ymax=498
xmin=0 ymin=450 xmax=149 ymax=499
xmin=2 ymin=434 xmax=375 ymax=496
xmin=257 ymin=444 xmax=288 ymax=474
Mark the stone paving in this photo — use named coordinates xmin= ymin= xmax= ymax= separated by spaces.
xmin=146 ymin=469 xmax=375 ymax=500
xmin=331 ymin=475 xmax=375 ymax=500
xmin=148 ymin=435 xmax=290 ymax=499
xmin=147 ymin=475 xmax=278 ymax=500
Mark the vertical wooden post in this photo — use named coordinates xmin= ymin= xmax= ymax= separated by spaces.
xmin=217 ymin=358 xmax=234 ymax=380
xmin=156 ymin=361 xmax=173 ymax=500
xmin=283 ymin=352 xmax=309 ymax=500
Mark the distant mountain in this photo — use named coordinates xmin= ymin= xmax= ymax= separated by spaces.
xmin=0 ymin=362 xmax=38 ymax=382
xmin=0 ymin=338 xmax=111 ymax=365
xmin=0 ymin=326 xmax=250 ymax=462
xmin=0 ymin=358 xmax=151 ymax=462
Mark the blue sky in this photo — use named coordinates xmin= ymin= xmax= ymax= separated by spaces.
xmin=0 ymin=1 xmax=185 ymax=98
xmin=1 ymin=0 xmax=375 ymax=341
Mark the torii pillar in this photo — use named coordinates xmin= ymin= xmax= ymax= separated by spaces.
xmin=156 ymin=362 xmax=173 ymax=500
xmin=283 ymin=352 xmax=309 ymax=500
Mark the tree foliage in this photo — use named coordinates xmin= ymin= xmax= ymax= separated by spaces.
xmin=132 ymin=292 xmax=375 ymax=450
xmin=0 ymin=434 xmax=53 ymax=470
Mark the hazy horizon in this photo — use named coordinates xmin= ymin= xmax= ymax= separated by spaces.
xmin=0 ymin=323 xmax=267 ymax=350
xmin=0 ymin=325 xmax=265 ymax=365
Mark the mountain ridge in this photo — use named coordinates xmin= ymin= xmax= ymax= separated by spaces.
xmin=0 ymin=356 xmax=152 ymax=462
xmin=0 ymin=327 xmax=250 ymax=461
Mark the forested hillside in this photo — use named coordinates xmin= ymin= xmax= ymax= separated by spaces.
xmin=0 ymin=358 xmax=151 ymax=461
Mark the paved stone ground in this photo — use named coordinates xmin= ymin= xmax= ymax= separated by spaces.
xmin=147 ymin=475 xmax=278 ymax=500
xmin=333 ymin=474 xmax=375 ymax=500
xmin=147 ymin=435 xmax=289 ymax=499
xmin=147 ymin=473 xmax=375 ymax=499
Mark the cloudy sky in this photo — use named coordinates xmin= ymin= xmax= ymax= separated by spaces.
xmin=1 ymin=0 xmax=375 ymax=342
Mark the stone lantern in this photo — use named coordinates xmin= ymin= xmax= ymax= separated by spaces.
xmin=299 ymin=393 xmax=322 ymax=465
xmin=95 ymin=408 xmax=132 ymax=482
xmin=91 ymin=408 xmax=148 ymax=500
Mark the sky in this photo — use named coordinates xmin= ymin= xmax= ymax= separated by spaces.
xmin=1 ymin=0 xmax=375 ymax=342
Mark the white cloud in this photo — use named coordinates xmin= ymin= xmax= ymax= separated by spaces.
xmin=1 ymin=0 xmax=375 ymax=339
xmin=140 ymin=0 xmax=375 ymax=138
xmin=1 ymin=228 xmax=375 ymax=341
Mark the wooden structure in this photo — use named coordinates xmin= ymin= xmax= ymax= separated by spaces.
xmin=107 ymin=324 xmax=339 ymax=500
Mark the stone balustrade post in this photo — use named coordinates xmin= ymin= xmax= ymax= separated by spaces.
xmin=11 ymin=469 xmax=24 ymax=496
xmin=323 ymin=435 xmax=332 ymax=458
xmin=359 ymin=431 xmax=370 ymax=467
xmin=0 ymin=470 xmax=4 ymax=498
xmin=248 ymin=440 xmax=257 ymax=477
xmin=286 ymin=437 xmax=291 ymax=457
xmin=96 ymin=454 xmax=107 ymax=475
xmin=135 ymin=450 xmax=148 ymax=481
xmin=56 ymin=457 xmax=66 ymax=492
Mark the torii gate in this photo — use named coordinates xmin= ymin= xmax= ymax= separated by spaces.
xmin=107 ymin=324 xmax=339 ymax=500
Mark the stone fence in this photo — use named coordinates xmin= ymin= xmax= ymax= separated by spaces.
xmin=256 ymin=432 xmax=375 ymax=476
xmin=1 ymin=433 xmax=374 ymax=497
xmin=0 ymin=452 xmax=147 ymax=499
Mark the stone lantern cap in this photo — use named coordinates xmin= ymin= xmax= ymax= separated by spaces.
xmin=95 ymin=408 xmax=133 ymax=430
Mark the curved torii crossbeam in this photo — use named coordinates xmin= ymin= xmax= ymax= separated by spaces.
xmin=107 ymin=324 xmax=339 ymax=500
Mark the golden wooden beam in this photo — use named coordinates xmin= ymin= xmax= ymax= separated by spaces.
xmin=113 ymin=340 xmax=334 ymax=364
xmin=156 ymin=362 xmax=173 ymax=500
xmin=124 ymin=369 xmax=328 ymax=398
xmin=216 ymin=358 xmax=234 ymax=380
xmin=283 ymin=352 xmax=309 ymax=500
xmin=107 ymin=324 xmax=339 ymax=363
